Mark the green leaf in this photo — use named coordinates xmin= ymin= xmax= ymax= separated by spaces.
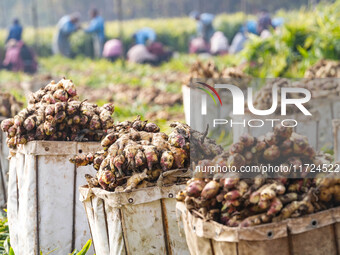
xmin=75 ymin=240 xmax=92 ymax=255
xmin=304 ymin=36 xmax=314 ymax=49
xmin=296 ymin=45 xmax=309 ymax=58
xmin=9 ymin=247 xmax=15 ymax=255
xmin=45 ymin=248 xmax=58 ymax=255
xmin=69 ymin=250 xmax=78 ymax=255
xmin=4 ymin=236 xmax=11 ymax=254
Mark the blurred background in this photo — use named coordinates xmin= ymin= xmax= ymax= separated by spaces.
xmin=0 ymin=0 xmax=339 ymax=133
xmin=0 ymin=0 xmax=317 ymax=27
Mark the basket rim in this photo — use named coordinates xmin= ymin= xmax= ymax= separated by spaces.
xmin=79 ymin=183 xmax=186 ymax=207
xmin=176 ymin=201 xmax=340 ymax=242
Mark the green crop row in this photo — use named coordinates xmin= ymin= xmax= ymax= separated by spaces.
xmin=242 ymin=1 xmax=340 ymax=78
xmin=0 ymin=13 xmax=247 ymax=57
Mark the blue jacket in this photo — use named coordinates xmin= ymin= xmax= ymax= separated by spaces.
xmin=85 ymin=16 xmax=105 ymax=42
xmin=199 ymin=13 xmax=214 ymax=26
xmin=53 ymin=16 xmax=78 ymax=57
xmin=59 ymin=16 xmax=78 ymax=37
xmin=240 ymin=21 xmax=258 ymax=35
xmin=134 ymin=28 xmax=156 ymax=45
xmin=197 ymin=13 xmax=215 ymax=41
xmin=6 ymin=24 xmax=22 ymax=42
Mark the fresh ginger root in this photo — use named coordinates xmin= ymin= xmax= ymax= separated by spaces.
xmin=240 ymin=213 xmax=271 ymax=227
xmin=274 ymin=189 xmax=316 ymax=221
xmin=124 ymin=169 xmax=148 ymax=192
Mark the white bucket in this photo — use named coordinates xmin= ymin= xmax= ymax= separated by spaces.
xmin=80 ymin=184 xmax=190 ymax=255
xmin=0 ymin=117 xmax=9 ymax=207
xmin=7 ymin=141 xmax=100 ymax=255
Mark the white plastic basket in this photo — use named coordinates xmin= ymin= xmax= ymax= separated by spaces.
xmin=177 ymin=202 xmax=340 ymax=255
xmin=0 ymin=117 xmax=9 ymax=207
xmin=7 ymin=141 xmax=100 ymax=255
xmin=80 ymin=184 xmax=190 ymax=255
xmin=333 ymin=119 xmax=340 ymax=161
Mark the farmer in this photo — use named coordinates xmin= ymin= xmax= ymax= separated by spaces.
xmin=272 ymin=17 xmax=285 ymax=34
xmin=52 ymin=13 xmax=80 ymax=58
xmin=210 ymin=31 xmax=229 ymax=55
xmin=272 ymin=17 xmax=284 ymax=29
xmin=127 ymin=44 xmax=157 ymax=65
xmin=102 ymin=39 xmax=123 ymax=62
xmin=189 ymin=37 xmax=209 ymax=54
xmin=229 ymin=21 xmax=257 ymax=54
xmin=3 ymin=39 xmax=37 ymax=73
xmin=133 ymin=27 xmax=156 ymax=45
xmin=6 ymin=19 xmax=23 ymax=43
xmin=191 ymin=11 xmax=215 ymax=43
xmin=147 ymin=41 xmax=173 ymax=63
xmin=84 ymin=8 xmax=105 ymax=58
xmin=257 ymin=9 xmax=272 ymax=35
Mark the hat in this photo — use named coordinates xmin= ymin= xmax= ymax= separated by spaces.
xmin=189 ymin=11 xmax=200 ymax=19
xmin=70 ymin=12 xmax=81 ymax=22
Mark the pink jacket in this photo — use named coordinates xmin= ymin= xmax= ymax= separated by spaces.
xmin=127 ymin=44 xmax=157 ymax=63
xmin=3 ymin=41 xmax=24 ymax=71
xmin=3 ymin=40 xmax=37 ymax=73
xmin=102 ymin=39 xmax=123 ymax=58
xmin=189 ymin=37 xmax=210 ymax=54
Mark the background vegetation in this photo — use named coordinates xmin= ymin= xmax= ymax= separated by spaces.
xmin=0 ymin=0 xmax=322 ymax=28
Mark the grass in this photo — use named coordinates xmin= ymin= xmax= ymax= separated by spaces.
xmin=0 ymin=53 xmax=243 ymax=133
xmin=39 ymin=55 xmax=187 ymax=89
xmin=0 ymin=211 xmax=10 ymax=255
xmin=0 ymin=54 xmax=182 ymax=132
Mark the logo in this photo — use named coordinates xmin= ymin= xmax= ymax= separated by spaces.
xmin=196 ymin=82 xmax=312 ymax=128
xmin=198 ymin=83 xmax=311 ymax=116
xmin=196 ymin=82 xmax=223 ymax=106
xmin=196 ymin=82 xmax=222 ymax=115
